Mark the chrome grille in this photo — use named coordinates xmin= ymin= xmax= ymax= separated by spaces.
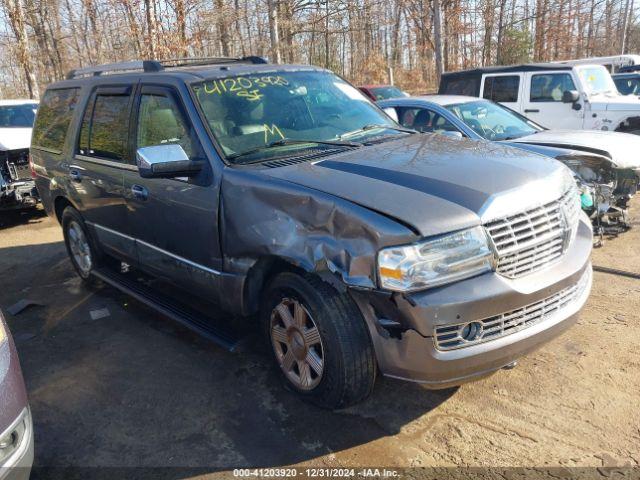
xmin=434 ymin=268 xmax=591 ymax=351
xmin=484 ymin=188 xmax=580 ymax=279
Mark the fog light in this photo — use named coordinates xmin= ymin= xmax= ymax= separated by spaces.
xmin=0 ymin=432 xmax=16 ymax=450
xmin=460 ymin=321 xmax=483 ymax=342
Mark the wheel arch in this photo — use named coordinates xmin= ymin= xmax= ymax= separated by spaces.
xmin=53 ymin=196 xmax=77 ymax=224
xmin=242 ymin=255 xmax=307 ymax=316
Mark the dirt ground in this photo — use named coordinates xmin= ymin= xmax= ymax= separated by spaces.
xmin=0 ymin=200 xmax=639 ymax=478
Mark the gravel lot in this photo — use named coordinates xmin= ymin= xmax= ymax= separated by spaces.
xmin=0 ymin=201 xmax=638 ymax=478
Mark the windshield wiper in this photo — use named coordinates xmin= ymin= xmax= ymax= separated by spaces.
xmin=339 ymin=123 xmax=415 ymax=140
xmin=227 ymin=138 xmax=362 ymax=161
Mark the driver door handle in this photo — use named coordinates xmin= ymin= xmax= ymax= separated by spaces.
xmin=524 ymin=109 xmax=540 ymax=113
xmin=131 ymin=184 xmax=149 ymax=201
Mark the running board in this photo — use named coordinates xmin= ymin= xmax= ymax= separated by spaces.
xmin=92 ymin=267 xmax=243 ymax=352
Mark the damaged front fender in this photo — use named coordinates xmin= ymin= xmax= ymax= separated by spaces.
xmin=220 ymin=168 xmax=418 ymax=313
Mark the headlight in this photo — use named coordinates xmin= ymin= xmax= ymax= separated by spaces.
xmin=378 ymin=226 xmax=495 ymax=292
xmin=0 ymin=321 xmax=6 ymax=345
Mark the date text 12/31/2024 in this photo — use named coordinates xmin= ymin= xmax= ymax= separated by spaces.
xmin=233 ymin=469 xmax=400 ymax=478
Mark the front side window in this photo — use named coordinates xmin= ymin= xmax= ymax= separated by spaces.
xmin=78 ymin=92 xmax=131 ymax=161
xmin=530 ymin=73 xmax=576 ymax=102
xmin=446 ymin=100 xmax=542 ymax=140
xmin=192 ymin=70 xmax=403 ymax=164
xmin=136 ymin=91 xmax=204 ymax=161
xmin=32 ymin=88 xmax=79 ymax=152
xmin=482 ymin=75 xmax=520 ymax=103
xmin=0 ymin=104 xmax=37 ymax=128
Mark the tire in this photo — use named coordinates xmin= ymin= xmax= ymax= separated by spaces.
xmin=61 ymin=207 xmax=103 ymax=287
xmin=261 ymin=271 xmax=377 ymax=409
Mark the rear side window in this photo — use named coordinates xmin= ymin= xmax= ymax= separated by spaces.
xmin=440 ymin=77 xmax=479 ymax=96
xmin=79 ymin=92 xmax=131 ymax=161
xmin=482 ymin=76 xmax=520 ymax=102
xmin=32 ymin=88 xmax=80 ymax=153
xmin=530 ymin=74 xmax=576 ymax=102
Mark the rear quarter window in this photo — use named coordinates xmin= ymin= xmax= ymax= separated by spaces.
xmin=440 ymin=77 xmax=480 ymax=96
xmin=32 ymin=88 xmax=80 ymax=153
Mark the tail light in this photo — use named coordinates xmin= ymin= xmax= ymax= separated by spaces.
xmin=29 ymin=153 xmax=36 ymax=179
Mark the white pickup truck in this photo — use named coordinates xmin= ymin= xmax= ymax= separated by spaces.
xmin=439 ymin=63 xmax=640 ymax=134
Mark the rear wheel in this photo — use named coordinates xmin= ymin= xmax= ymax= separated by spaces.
xmin=262 ymin=271 xmax=377 ymax=409
xmin=61 ymin=207 xmax=102 ymax=286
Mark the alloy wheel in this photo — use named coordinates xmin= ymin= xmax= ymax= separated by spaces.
xmin=67 ymin=221 xmax=92 ymax=276
xmin=270 ymin=297 xmax=324 ymax=391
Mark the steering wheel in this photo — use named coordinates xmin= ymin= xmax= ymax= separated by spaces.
xmin=482 ymin=124 xmax=505 ymax=140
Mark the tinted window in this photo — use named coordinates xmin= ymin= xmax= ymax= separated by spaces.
xmin=32 ymin=88 xmax=79 ymax=152
xmin=530 ymin=74 xmax=576 ymax=102
xmin=482 ymin=76 xmax=520 ymax=102
xmin=137 ymin=91 xmax=204 ymax=161
xmin=78 ymin=93 xmax=131 ymax=161
xmin=441 ymin=77 xmax=480 ymax=96
xmin=614 ymin=76 xmax=640 ymax=95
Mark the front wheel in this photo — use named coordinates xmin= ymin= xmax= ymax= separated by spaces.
xmin=261 ymin=271 xmax=377 ymax=409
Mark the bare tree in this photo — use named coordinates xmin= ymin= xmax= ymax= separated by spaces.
xmin=2 ymin=0 xmax=39 ymax=98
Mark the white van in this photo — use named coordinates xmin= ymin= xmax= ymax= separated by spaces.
xmin=439 ymin=63 xmax=640 ymax=134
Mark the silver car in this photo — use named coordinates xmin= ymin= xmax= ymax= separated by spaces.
xmin=0 ymin=311 xmax=33 ymax=480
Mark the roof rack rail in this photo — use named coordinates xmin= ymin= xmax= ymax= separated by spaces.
xmin=158 ymin=56 xmax=269 ymax=68
xmin=65 ymin=56 xmax=268 ymax=80
xmin=66 ymin=60 xmax=163 ymax=80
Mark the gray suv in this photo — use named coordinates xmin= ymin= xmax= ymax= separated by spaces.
xmin=31 ymin=58 xmax=593 ymax=408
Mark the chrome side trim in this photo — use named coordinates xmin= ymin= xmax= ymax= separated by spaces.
xmin=136 ymin=238 xmax=222 ymax=275
xmin=86 ymin=221 xmax=135 ymax=242
xmin=86 ymin=222 xmax=222 ymax=276
xmin=74 ymin=154 xmax=138 ymax=172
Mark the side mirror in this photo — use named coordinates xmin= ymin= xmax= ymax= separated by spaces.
xmin=562 ymin=90 xmax=580 ymax=104
xmin=439 ymin=130 xmax=464 ymax=139
xmin=136 ymin=144 xmax=203 ymax=179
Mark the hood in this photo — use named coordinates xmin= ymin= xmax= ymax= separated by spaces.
xmin=513 ymin=129 xmax=640 ymax=169
xmin=262 ymin=134 xmax=566 ymax=237
xmin=588 ymin=93 xmax=640 ymax=112
xmin=0 ymin=128 xmax=32 ymax=150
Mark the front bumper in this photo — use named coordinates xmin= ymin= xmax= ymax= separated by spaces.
xmin=0 ymin=408 xmax=33 ymax=480
xmin=350 ymin=217 xmax=593 ymax=387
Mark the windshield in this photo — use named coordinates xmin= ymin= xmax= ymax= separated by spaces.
xmin=0 ymin=104 xmax=37 ymax=128
xmin=576 ymin=66 xmax=618 ymax=95
xmin=369 ymin=86 xmax=408 ymax=101
xmin=192 ymin=71 xmax=404 ymax=164
xmin=445 ymin=100 xmax=542 ymax=140
xmin=614 ymin=76 xmax=640 ymax=95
